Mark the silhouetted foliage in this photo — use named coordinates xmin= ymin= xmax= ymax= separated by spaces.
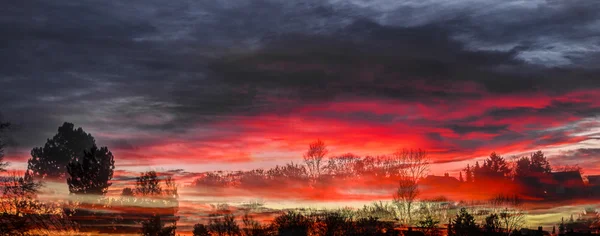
xmin=481 ymin=152 xmax=510 ymax=180
xmin=121 ymin=187 xmax=135 ymax=196
xmin=136 ymin=171 xmax=162 ymax=196
xmin=272 ymin=211 xmax=313 ymax=236
xmin=66 ymin=146 xmax=115 ymax=195
xmin=394 ymin=178 xmax=419 ymax=224
xmin=417 ymin=215 xmax=440 ymax=236
xmin=324 ymin=153 xmax=362 ymax=179
xmin=349 ymin=217 xmax=395 ymax=236
xmin=141 ymin=215 xmax=176 ymax=236
xmin=242 ymin=214 xmax=269 ymax=236
xmin=27 ymin=122 xmax=96 ymax=179
xmin=317 ymin=212 xmax=352 ymax=236
xmin=1 ymin=171 xmax=76 ymax=235
xmin=499 ymin=208 xmax=525 ymax=235
xmin=357 ymin=201 xmax=397 ymax=220
xmin=393 ymin=148 xmax=429 ymax=225
xmin=193 ymin=223 xmax=211 ymax=236
xmin=304 ymin=140 xmax=328 ymax=181
xmin=489 ymin=194 xmax=522 ymax=208
xmin=463 ymin=164 xmax=473 ymax=183
xmin=208 ymin=213 xmax=241 ymax=236
xmin=0 ymin=121 xmax=9 ymax=172
xmin=483 ymin=214 xmax=501 ymax=234
xmin=529 ymin=151 xmax=552 ymax=174
xmin=449 ymin=208 xmax=479 ymax=236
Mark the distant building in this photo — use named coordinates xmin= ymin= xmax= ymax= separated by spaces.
xmin=587 ymin=175 xmax=600 ymax=196
xmin=543 ymin=171 xmax=586 ymax=200
xmin=420 ymin=173 xmax=461 ymax=187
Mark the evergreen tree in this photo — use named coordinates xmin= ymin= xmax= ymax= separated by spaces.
xmin=481 ymin=152 xmax=510 ymax=180
xmin=66 ymin=146 xmax=115 ymax=195
xmin=464 ymin=165 xmax=472 ymax=183
xmin=450 ymin=208 xmax=479 ymax=236
xmin=529 ymin=151 xmax=551 ymax=173
xmin=473 ymin=162 xmax=481 ymax=182
xmin=27 ymin=122 xmax=96 ymax=179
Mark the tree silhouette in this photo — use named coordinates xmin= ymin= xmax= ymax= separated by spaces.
xmin=317 ymin=212 xmax=352 ymax=236
xmin=272 ymin=211 xmax=313 ymax=236
xmin=208 ymin=213 xmax=241 ymax=236
xmin=304 ymin=140 xmax=328 ymax=181
xmin=349 ymin=217 xmax=395 ymax=236
xmin=0 ymin=121 xmax=9 ymax=172
xmin=483 ymin=214 xmax=501 ymax=234
xmin=514 ymin=151 xmax=551 ymax=179
xmin=463 ymin=165 xmax=472 ymax=183
xmin=449 ymin=208 xmax=479 ymax=236
xmin=529 ymin=151 xmax=551 ymax=174
xmin=514 ymin=157 xmax=531 ymax=179
xmin=393 ymin=148 xmax=429 ymax=225
xmin=1 ymin=170 xmax=76 ymax=235
xmin=193 ymin=223 xmax=211 ymax=236
xmin=394 ymin=178 xmax=419 ymax=224
xmin=473 ymin=162 xmax=481 ymax=182
xmin=136 ymin=171 xmax=162 ymax=196
xmin=417 ymin=215 xmax=440 ymax=236
xmin=27 ymin=122 xmax=96 ymax=179
xmin=499 ymin=208 xmax=525 ymax=235
xmin=66 ymin=146 xmax=115 ymax=195
xmin=480 ymin=152 xmax=510 ymax=180
xmin=121 ymin=187 xmax=135 ymax=196
xmin=242 ymin=213 xmax=268 ymax=236
xmin=141 ymin=215 xmax=176 ymax=236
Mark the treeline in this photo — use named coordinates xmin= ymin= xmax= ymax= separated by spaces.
xmin=163 ymin=206 xmax=547 ymax=236
xmin=192 ymin=149 xmax=428 ymax=189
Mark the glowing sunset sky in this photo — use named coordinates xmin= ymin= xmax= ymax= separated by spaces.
xmin=2 ymin=0 xmax=600 ymax=176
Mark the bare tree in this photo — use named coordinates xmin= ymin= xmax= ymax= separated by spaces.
xmin=499 ymin=208 xmax=526 ymax=236
xmin=392 ymin=148 xmax=429 ymax=225
xmin=394 ymin=178 xmax=419 ymax=224
xmin=303 ymin=140 xmax=328 ymax=181
xmin=396 ymin=149 xmax=430 ymax=183
xmin=1 ymin=171 xmax=76 ymax=235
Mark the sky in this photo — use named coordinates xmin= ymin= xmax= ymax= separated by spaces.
xmin=2 ymin=0 xmax=600 ymax=176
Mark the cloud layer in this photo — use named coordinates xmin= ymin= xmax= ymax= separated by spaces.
xmin=1 ymin=0 xmax=600 ymax=173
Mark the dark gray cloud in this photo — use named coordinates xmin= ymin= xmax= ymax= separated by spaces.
xmin=552 ymin=148 xmax=600 ymax=167
xmin=1 ymin=0 xmax=600 ymax=162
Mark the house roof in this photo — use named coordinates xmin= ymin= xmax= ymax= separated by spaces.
xmin=550 ymin=171 xmax=584 ymax=186
xmin=420 ymin=175 xmax=460 ymax=186
xmin=587 ymin=175 xmax=600 ymax=185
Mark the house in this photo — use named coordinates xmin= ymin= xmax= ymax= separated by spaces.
xmin=588 ymin=175 xmax=600 ymax=197
xmin=420 ymin=173 xmax=461 ymax=187
xmin=419 ymin=173 xmax=461 ymax=197
xmin=543 ymin=171 xmax=586 ymax=199
xmin=588 ymin=176 xmax=600 ymax=186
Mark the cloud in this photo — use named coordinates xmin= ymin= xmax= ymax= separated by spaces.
xmin=1 ymin=0 xmax=599 ymax=171
xmin=552 ymin=148 xmax=600 ymax=172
